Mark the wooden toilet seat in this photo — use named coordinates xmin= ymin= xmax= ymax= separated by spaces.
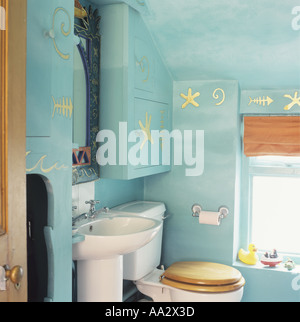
xmin=160 ymin=262 xmax=245 ymax=293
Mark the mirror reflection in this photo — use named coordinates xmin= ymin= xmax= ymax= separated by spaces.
xmin=73 ymin=41 xmax=87 ymax=148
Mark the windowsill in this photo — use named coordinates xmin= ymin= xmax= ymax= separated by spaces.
xmin=233 ymin=260 xmax=300 ymax=274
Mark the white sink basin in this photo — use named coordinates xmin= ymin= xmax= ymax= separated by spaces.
xmin=73 ymin=214 xmax=162 ymax=302
xmin=73 ymin=215 xmax=162 ymax=260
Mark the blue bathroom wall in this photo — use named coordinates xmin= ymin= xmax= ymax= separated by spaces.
xmin=144 ymin=80 xmax=240 ymax=266
xmin=26 ymin=0 xmax=74 ymax=302
xmin=94 ymin=178 xmax=144 ymax=209
xmin=144 ymin=80 xmax=300 ymax=302
xmin=236 ymin=265 xmax=300 ymax=302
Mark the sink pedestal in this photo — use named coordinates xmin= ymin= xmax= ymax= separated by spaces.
xmin=77 ymin=257 xmax=123 ymax=302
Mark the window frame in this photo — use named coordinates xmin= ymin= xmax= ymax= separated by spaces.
xmin=242 ymin=149 xmax=300 ymax=259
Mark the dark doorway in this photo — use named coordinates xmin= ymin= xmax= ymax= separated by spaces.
xmin=26 ymin=174 xmax=48 ymax=302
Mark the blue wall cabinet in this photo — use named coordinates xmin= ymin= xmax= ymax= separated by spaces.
xmin=99 ymin=4 xmax=173 ymax=180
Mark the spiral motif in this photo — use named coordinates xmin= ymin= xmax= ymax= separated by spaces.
xmin=213 ymin=88 xmax=226 ymax=106
xmin=52 ymin=8 xmax=71 ymax=60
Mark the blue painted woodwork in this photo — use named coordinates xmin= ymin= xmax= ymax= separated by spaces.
xmin=26 ymin=0 xmax=52 ymax=137
xmin=99 ymin=4 xmax=173 ymax=180
xmin=240 ymin=89 xmax=300 ymax=115
xmin=26 ymin=0 xmax=74 ymax=302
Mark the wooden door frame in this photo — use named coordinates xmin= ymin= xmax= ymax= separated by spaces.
xmin=0 ymin=0 xmax=8 ymax=237
xmin=0 ymin=0 xmax=27 ymax=302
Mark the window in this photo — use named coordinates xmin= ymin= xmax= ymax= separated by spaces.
xmin=249 ymin=156 xmax=300 ymax=255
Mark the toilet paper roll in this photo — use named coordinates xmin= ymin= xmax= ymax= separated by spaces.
xmin=199 ymin=211 xmax=221 ymax=226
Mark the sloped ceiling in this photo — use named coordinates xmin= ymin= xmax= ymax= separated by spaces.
xmin=144 ymin=0 xmax=300 ymax=89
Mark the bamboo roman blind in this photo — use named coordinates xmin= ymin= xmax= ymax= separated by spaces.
xmin=244 ymin=116 xmax=300 ymax=157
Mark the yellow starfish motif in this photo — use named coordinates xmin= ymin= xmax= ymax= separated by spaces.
xmin=284 ymin=92 xmax=300 ymax=111
xmin=139 ymin=112 xmax=154 ymax=150
xmin=180 ymin=88 xmax=200 ymax=109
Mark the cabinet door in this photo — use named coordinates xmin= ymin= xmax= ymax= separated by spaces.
xmin=27 ymin=1 xmax=72 ymax=137
xmin=134 ymin=37 xmax=155 ymax=94
xmin=133 ymin=98 xmax=169 ymax=171
xmin=26 ymin=0 xmax=53 ymax=137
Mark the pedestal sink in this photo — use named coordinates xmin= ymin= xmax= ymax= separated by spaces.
xmin=73 ymin=214 xmax=162 ymax=302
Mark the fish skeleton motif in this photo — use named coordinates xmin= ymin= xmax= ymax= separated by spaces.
xmin=248 ymin=96 xmax=274 ymax=107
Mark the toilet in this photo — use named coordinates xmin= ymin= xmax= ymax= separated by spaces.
xmin=110 ymin=201 xmax=245 ymax=302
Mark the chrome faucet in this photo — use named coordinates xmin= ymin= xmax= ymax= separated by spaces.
xmin=86 ymin=200 xmax=110 ymax=217
xmin=72 ymin=201 xmax=97 ymax=226
xmin=72 ymin=200 xmax=110 ymax=226
xmin=85 ymin=200 xmax=100 ymax=219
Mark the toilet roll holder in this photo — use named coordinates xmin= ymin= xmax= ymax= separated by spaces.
xmin=192 ymin=204 xmax=229 ymax=221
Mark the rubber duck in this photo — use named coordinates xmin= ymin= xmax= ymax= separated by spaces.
xmin=238 ymin=243 xmax=259 ymax=265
